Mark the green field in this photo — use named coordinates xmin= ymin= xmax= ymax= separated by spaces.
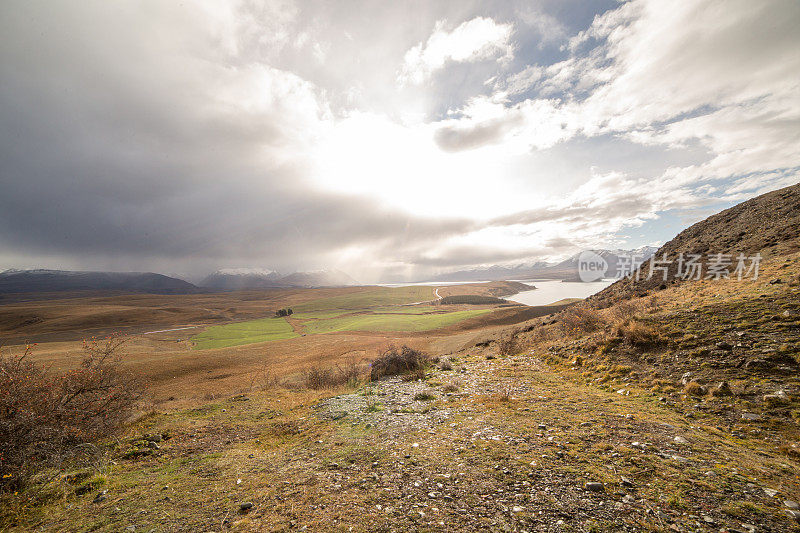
xmin=292 ymin=286 xmax=434 ymax=313
xmin=191 ymin=317 xmax=298 ymax=349
xmin=301 ymin=308 xmax=492 ymax=334
xmin=293 ymin=305 xmax=437 ymax=320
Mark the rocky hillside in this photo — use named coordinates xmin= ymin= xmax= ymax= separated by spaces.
xmin=594 ymin=183 xmax=800 ymax=305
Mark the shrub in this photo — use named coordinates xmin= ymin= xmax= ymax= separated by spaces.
xmin=413 ymin=392 xmax=436 ymax=401
xmin=0 ymin=337 xmax=141 ymax=490
xmin=370 ymin=346 xmax=429 ymax=381
xmin=684 ymin=381 xmax=707 ymax=397
xmin=559 ymin=305 xmax=604 ymax=335
xmin=615 ymin=320 xmax=664 ymax=348
xmin=497 ymin=330 xmax=520 ymax=357
xmin=301 ymin=359 xmax=364 ymax=389
xmin=438 ymin=357 xmax=453 ymax=371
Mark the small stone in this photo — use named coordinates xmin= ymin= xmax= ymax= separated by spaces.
xmin=584 ymin=482 xmax=604 ymax=492
xmin=764 ymin=392 xmax=789 ymax=407
xmin=620 ymin=477 xmax=635 ymax=488
xmin=763 ymin=488 xmax=778 ymax=498
xmin=239 ymin=502 xmax=253 ymax=511
xmin=412 ymin=442 xmax=419 ymax=448
xmin=787 ymin=509 xmax=800 ymax=522
xmin=715 ymin=341 xmax=733 ymax=351
xmin=92 ymin=491 xmax=107 ymax=504
xmin=673 ymin=436 xmax=688 ymax=444
xmin=741 ymin=413 xmax=762 ymax=421
xmin=710 ymin=381 xmax=733 ymax=397
xmin=512 ymin=506 xmax=524 ymax=513
xmin=785 ymin=500 xmax=800 ymax=510
xmin=147 ymin=441 xmax=160 ymax=449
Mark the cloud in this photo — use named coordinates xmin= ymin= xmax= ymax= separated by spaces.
xmin=399 ymin=17 xmax=514 ymax=85
xmin=0 ymin=0 xmax=797 ymax=282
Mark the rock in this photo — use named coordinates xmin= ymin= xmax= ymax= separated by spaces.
xmin=584 ymin=482 xmax=604 ymax=492
xmin=764 ymin=391 xmax=789 ymax=407
xmin=620 ymin=477 xmax=635 ymax=488
xmin=239 ymin=502 xmax=253 ymax=511
xmin=715 ymin=341 xmax=733 ymax=351
xmin=145 ymin=434 xmax=162 ymax=443
xmin=710 ymin=381 xmax=734 ymax=397
xmin=147 ymin=441 xmax=160 ymax=449
xmin=92 ymin=491 xmax=107 ymax=504
xmin=745 ymin=359 xmax=773 ymax=370
xmin=622 ymin=495 xmax=635 ymax=504
xmin=512 ymin=506 xmax=524 ymax=513
xmin=785 ymin=500 xmax=800 ymax=510
xmin=763 ymin=488 xmax=778 ymax=497
xmin=741 ymin=413 xmax=762 ymax=421
xmin=769 ymin=278 xmax=782 ymax=285
xmin=786 ymin=510 xmax=800 ymax=522
xmin=673 ymin=436 xmax=689 ymax=444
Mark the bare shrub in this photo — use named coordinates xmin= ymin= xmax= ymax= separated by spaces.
xmin=438 ymin=357 xmax=453 ymax=371
xmin=301 ymin=359 xmax=365 ymax=390
xmin=370 ymin=346 xmax=429 ymax=381
xmin=559 ymin=305 xmax=604 ymax=335
xmin=0 ymin=337 xmax=141 ymax=489
xmin=497 ymin=330 xmax=520 ymax=356
xmin=442 ymin=380 xmax=462 ymax=393
xmin=248 ymin=362 xmax=285 ymax=391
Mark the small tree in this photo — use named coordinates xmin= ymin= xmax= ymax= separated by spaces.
xmin=0 ymin=336 xmax=142 ymax=490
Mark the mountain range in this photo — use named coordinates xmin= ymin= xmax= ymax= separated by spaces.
xmin=427 ymin=246 xmax=658 ymax=282
xmin=199 ymin=268 xmax=359 ymax=290
xmin=0 ymin=269 xmax=200 ymax=295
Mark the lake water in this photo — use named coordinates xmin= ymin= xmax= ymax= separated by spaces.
xmin=504 ymin=279 xmax=616 ymax=306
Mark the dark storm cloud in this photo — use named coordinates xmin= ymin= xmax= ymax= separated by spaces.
xmin=0 ymin=1 xmax=480 ymax=277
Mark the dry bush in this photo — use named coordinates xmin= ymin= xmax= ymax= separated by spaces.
xmin=370 ymin=346 xmax=429 ymax=381
xmin=614 ymin=320 xmax=664 ymax=348
xmin=497 ymin=330 xmax=521 ymax=357
xmin=438 ymin=357 xmax=453 ymax=371
xmin=301 ymin=359 xmax=365 ymax=390
xmin=0 ymin=337 xmax=141 ymax=490
xmin=684 ymin=381 xmax=707 ymax=397
xmin=442 ymin=379 xmax=462 ymax=393
xmin=559 ymin=305 xmax=604 ymax=335
xmin=248 ymin=362 xmax=285 ymax=391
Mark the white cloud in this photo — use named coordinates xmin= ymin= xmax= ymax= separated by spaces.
xmin=399 ymin=17 xmax=515 ymax=85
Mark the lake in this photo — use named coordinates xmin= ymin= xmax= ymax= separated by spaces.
xmin=504 ymin=279 xmax=615 ymax=306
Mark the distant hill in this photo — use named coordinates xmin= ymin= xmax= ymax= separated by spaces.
xmin=0 ymin=269 xmax=199 ymax=295
xmin=593 ymin=182 xmax=800 ymax=304
xmin=428 ymin=247 xmax=658 ymax=282
xmin=200 ymin=268 xmax=359 ymax=290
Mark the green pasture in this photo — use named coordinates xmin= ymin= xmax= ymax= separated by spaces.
xmin=191 ymin=317 xmax=297 ymax=349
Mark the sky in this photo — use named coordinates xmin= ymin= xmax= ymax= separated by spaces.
xmin=0 ymin=0 xmax=798 ymax=283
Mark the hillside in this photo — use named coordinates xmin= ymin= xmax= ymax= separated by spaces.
xmin=594 ymin=183 xmax=800 ymax=305
xmin=0 ymin=269 xmax=199 ymax=295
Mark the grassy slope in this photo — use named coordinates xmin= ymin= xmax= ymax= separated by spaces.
xmin=191 ymin=317 xmax=297 ymax=349
xmin=302 ymin=308 xmax=492 ymax=334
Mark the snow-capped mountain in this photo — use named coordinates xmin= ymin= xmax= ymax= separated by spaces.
xmin=200 ymin=268 xmax=359 ymax=289
xmin=200 ymin=268 xmax=281 ymax=290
